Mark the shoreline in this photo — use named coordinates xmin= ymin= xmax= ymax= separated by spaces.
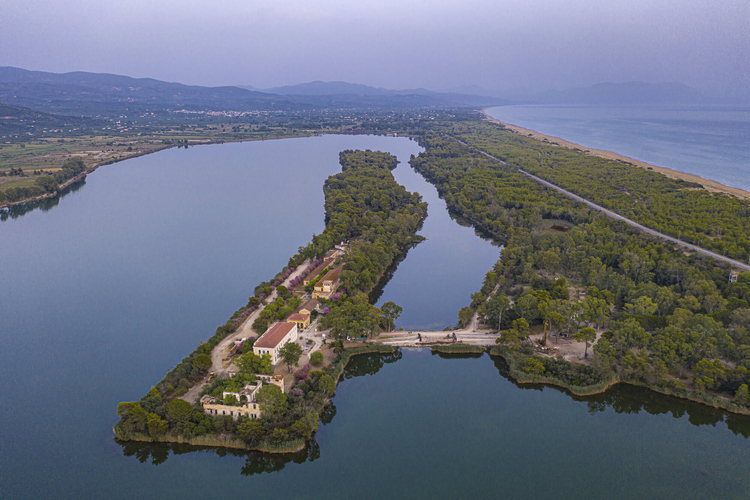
xmin=0 ymin=132 xmax=319 ymax=210
xmin=481 ymin=110 xmax=750 ymax=201
xmin=488 ymin=348 xmax=750 ymax=416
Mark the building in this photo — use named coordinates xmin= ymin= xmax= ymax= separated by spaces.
xmin=729 ymin=271 xmax=739 ymax=283
xmin=200 ymin=374 xmax=285 ymax=420
xmin=287 ymin=313 xmax=310 ymax=330
xmin=297 ymin=298 xmax=322 ymax=316
xmin=253 ymin=321 xmax=298 ymax=364
xmin=313 ymin=266 xmax=342 ymax=299
xmin=302 ymin=254 xmax=339 ymax=286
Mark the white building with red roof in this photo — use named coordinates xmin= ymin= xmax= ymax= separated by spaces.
xmin=253 ymin=321 xmax=298 ymax=364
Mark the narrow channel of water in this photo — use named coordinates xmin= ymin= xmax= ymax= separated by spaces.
xmin=374 ymin=157 xmax=502 ymax=330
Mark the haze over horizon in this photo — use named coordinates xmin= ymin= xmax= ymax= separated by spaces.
xmin=1 ymin=0 xmax=748 ymax=101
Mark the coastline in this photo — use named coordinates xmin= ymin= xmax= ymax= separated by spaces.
xmin=481 ymin=111 xmax=750 ymax=201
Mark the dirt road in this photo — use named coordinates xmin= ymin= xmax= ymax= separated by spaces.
xmin=180 ymin=260 xmax=310 ymax=404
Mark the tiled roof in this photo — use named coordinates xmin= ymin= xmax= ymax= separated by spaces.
xmin=255 ymin=322 xmax=296 ymax=349
xmin=287 ymin=313 xmax=309 ymax=322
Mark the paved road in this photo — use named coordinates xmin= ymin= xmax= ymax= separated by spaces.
xmin=452 ymin=136 xmax=750 ymax=272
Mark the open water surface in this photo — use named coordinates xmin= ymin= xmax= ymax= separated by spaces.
xmin=485 ymin=105 xmax=750 ymax=192
xmin=2 ymin=134 xmax=750 ymax=498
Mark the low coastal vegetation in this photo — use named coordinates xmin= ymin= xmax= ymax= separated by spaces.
xmin=453 ymin=117 xmax=750 ymax=260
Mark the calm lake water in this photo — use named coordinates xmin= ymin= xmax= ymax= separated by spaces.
xmin=2 ymin=134 xmax=750 ymax=498
xmin=485 ymin=105 xmax=750 ymax=192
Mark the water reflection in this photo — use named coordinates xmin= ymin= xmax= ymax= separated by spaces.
xmin=341 ymin=349 xmax=403 ymax=379
xmin=491 ymin=355 xmax=750 ymax=438
xmin=117 ymin=351 xmax=401 ymax=472
xmin=430 ymin=351 xmax=485 ymax=360
xmin=368 ymin=240 xmax=424 ymax=304
xmin=116 ymin=438 xmax=321 ymax=476
xmin=0 ymin=177 xmax=86 ymax=221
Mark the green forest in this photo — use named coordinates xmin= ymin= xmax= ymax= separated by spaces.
xmin=446 ymin=117 xmax=750 ymax=261
xmin=407 ymin=116 xmax=750 ymax=412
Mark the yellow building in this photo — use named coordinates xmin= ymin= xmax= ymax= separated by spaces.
xmin=297 ymin=298 xmax=321 ymax=316
xmin=287 ymin=313 xmax=310 ymax=330
xmin=313 ymin=267 xmax=342 ymax=299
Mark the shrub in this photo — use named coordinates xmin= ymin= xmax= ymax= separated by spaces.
xmin=310 ymin=351 xmax=324 ymax=365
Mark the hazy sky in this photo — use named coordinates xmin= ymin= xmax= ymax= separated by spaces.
xmin=2 ymin=0 xmax=748 ymax=97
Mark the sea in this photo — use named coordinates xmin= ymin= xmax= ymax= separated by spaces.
xmin=485 ymin=104 xmax=750 ymax=192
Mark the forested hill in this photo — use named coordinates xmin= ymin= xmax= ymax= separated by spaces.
xmin=0 ymin=103 xmax=102 ymax=136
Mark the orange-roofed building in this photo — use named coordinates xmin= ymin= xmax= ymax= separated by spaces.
xmin=313 ymin=267 xmax=342 ymax=299
xmin=287 ymin=313 xmax=310 ymax=330
xmin=297 ymin=298 xmax=322 ymax=316
xmin=253 ymin=322 xmax=298 ymax=364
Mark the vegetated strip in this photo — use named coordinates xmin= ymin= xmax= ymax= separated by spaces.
xmin=405 ymin=113 xmax=750 ymax=415
xmin=430 ymin=344 xmax=485 ymax=354
xmin=455 ymin=117 xmax=750 ymax=265
xmin=114 ymin=149 xmax=426 ymax=452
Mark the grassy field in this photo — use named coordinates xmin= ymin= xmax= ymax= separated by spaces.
xmin=0 ymin=124 xmax=326 ymax=205
xmin=0 ymin=123 xmax=320 ymax=173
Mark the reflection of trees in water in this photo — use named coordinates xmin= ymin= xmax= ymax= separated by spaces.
xmin=119 ymin=440 xmax=171 ymax=466
xmin=117 ymin=352 xmax=401 ymax=472
xmin=491 ymin=355 xmax=750 ymax=438
xmin=368 ymin=242 xmax=421 ymax=305
xmin=1 ymin=178 xmax=86 ymax=221
xmin=116 ymin=438 xmax=321 ymax=475
xmin=342 ymin=350 xmax=403 ymax=379
xmin=240 ymin=440 xmax=320 ymax=477
xmin=431 ymin=351 xmax=484 ymax=361
xmin=320 ymin=401 xmax=337 ymax=426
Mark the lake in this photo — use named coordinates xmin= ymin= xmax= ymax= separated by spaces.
xmin=1 ymin=134 xmax=750 ymax=498
xmin=485 ymin=104 xmax=750 ymax=192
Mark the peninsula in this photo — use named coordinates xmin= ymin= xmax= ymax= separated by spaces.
xmin=111 ymin=110 xmax=750 ymax=457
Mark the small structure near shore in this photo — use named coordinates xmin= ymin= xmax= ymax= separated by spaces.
xmin=313 ymin=266 xmax=343 ymax=299
xmin=287 ymin=313 xmax=310 ymax=330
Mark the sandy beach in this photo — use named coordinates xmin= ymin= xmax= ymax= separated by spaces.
xmin=482 ymin=112 xmax=750 ymax=201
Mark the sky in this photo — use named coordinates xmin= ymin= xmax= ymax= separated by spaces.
xmin=1 ymin=0 xmax=748 ymax=99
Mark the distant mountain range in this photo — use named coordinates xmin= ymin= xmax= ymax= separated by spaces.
xmin=447 ymin=81 xmax=715 ymax=105
xmin=0 ymin=66 xmax=724 ymax=125
xmin=0 ymin=67 xmax=508 ymax=120
xmin=251 ymin=80 xmax=717 ymax=106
